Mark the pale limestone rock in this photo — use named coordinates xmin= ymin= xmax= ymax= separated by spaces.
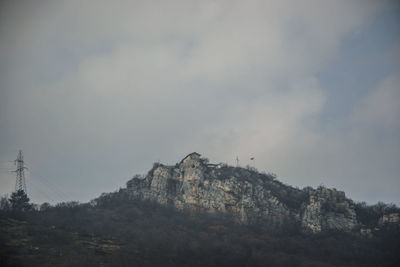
xmin=379 ymin=213 xmax=400 ymax=225
xmin=127 ymin=153 xmax=359 ymax=233
xmin=301 ymin=187 xmax=357 ymax=233
xmin=360 ymin=228 xmax=373 ymax=238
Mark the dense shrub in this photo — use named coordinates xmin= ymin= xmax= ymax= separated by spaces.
xmin=1 ymin=196 xmax=399 ymax=266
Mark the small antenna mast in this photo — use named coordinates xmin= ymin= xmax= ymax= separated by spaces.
xmin=250 ymin=157 xmax=255 ymax=169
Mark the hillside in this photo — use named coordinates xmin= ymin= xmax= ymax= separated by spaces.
xmin=126 ymin=153 xmax=399 ymax=234
xmin=1 ymin=153 xmax=399 ymax=266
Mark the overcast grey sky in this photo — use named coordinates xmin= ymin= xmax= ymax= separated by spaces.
xmin=1 ymin=0 xmax=399 ymax=205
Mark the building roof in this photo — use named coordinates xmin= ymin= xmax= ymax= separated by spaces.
xmin=179 ymin=152 xmax=201 ymax=164
xmin=186 ymin=152 xmax=201 ymax=157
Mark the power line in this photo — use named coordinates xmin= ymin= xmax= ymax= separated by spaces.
xmin=24 ymin=160 xmax=77 ymax=201
xmin=27 ymin=174 xmax=65 ymax=202
xmin=6 ymin=152 xmax=75 ymax=203
xmin=29 ymin=171 xmax=77 ymax=200
xmin=27 ymin=180 xmax=56 ymax=203
xmin=26 ymin=170 xmax=73 ymax=202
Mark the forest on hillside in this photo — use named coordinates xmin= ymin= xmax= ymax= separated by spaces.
xmin=1 ymin=189 xmax=400 ymax=267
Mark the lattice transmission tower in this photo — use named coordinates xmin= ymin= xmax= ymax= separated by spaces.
xmin=13 ymin=150 xmax=27 ymax=193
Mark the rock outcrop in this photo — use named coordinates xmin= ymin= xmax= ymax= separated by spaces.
xmin=127 ymin=153 xmax=358 ymax=233
xmin=301 ymin=187 xmax=357 ymax=233
xmin=379 ymin=213 xmax=400 ymax=225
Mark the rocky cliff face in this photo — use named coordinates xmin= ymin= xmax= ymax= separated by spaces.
xmin=126 ymin=153 xmax=358 ymax=233
xmin=379 ymin=213 xmax=400 ymax=225
xmin=301 ymin=187 xmax=357 ymax=232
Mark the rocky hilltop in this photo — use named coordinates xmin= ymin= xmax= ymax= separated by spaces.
xmin=126 ymin=152 xmax=397 ymax=234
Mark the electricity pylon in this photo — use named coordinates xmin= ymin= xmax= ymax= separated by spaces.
xmin=13 ymin=150 xmax=27 ymax=193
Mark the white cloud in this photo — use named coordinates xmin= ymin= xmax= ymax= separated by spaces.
xmin=1 ymin=0 xmax=397 ymax=204
xmin=274 ymin=72 xmax=400 ymax=204
xmin=351 ymin=74 xmax=400 ymax=130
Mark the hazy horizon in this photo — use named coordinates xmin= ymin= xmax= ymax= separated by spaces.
xmin=1 ymin=0 xmax=399 ymax=206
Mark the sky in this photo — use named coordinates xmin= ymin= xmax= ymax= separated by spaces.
xmin=0 ymin=0 xmax=399 ymax=205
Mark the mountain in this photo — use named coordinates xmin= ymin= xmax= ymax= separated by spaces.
xmin=1 ymin=152 xmax=400 ymax=266
xmin=125 ymin=152 xmax=397 ymax=234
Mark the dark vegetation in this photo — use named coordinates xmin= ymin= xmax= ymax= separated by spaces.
xmin=1 ymin=190 xmax=399 ymax=267
xmin=355 ymin=201 xmax=399 ymax=228
xmin=214 ymin=165 xmax=308 ymax=210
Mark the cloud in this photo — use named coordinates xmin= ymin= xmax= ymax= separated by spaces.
xmin=276 ymin=72 xmax=400 ymax=204
xmin=351 ymin=74 xmax=400 ymax=130
xmin=0 ymin=0 xmax=398 ymax=204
